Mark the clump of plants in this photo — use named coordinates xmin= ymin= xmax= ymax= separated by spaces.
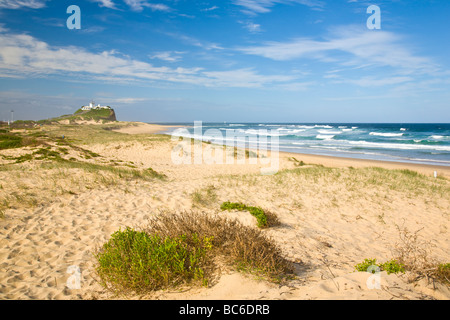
xmin=354 ymin=258 xmax=405 ymax=275
xmin=94 ymin=212 xmax=293 ymax=295
xmin=95 ymin=227 xmax=214 ymax=294
xmin=220 ymin=201 xmax=280 ymax=228
xmin=354 ymin=226 xmax=450 ymax=285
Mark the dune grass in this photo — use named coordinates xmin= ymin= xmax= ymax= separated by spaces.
xmin=0 ymin=124 xmax=167 ymax=218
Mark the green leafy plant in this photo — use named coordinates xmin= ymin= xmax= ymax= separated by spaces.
xmin=221 ymin=201 xmax=266 ymax=228
xmin=354 ymin=258 xmax=405 ymax=274
xmin=95 ymin=227 xmax=213 ymax=294
xmin=380 ymin=259 xmax=406 ymax=275
xmin=354 ymin=258 xmax=379 ymax=273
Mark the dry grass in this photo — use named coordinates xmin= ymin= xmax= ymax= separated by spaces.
xmin=142 ymin=211 xmax=294 ymax=283
xmin=392 ymin=225 xmax=450 ymax=285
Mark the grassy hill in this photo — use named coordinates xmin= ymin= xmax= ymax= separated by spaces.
xmin=4 ymin=108 xmax=117 ymax=129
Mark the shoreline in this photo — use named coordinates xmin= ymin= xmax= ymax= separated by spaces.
xmin=142 ymin=122 xmax=450 ymax=178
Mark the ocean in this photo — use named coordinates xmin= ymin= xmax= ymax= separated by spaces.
xmin=159 ymin=123 xmax=450 ymax=167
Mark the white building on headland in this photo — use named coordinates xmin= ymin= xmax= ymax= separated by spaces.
xmin=81 ymin=101 xmax=111 ymax=111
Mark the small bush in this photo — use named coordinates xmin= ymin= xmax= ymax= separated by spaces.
xmin=220 ymin=201 xmax=279 ymax=228
xmin=144 ymin=212 xmax=292 ymax=282
xmin=380 ymin=259 xmax=406 ymax=275
xmin=435 ymin=263 xmax=450 ymax=284
xmin=354 ymin=258 xmax=405 ymax=275
xmin=95 ymin=227 xmax=213 ymax=294
xmin=354 ymin=258 xmax=379 ymax=273
xmin=95 ymin=213 xmax=293 ymax=295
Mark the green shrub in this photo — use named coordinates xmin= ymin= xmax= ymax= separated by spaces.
xmin=95 ymin=227 xmax=214 ymax=294
xmin=380 ymin=259 xmax=405 ymax=275
xmin=354 ymin=258 xmax=379 ymax=273
xmin=143 ymin=212 xmax=293 ymax=283
xmin=220 ymin=201 xmax=280 ymax=228
xmin=435 ymin=263 xmax=450 ymax=284
xmin=355 ymin=258 xmax=405 ymax=274
xmin=95 ymin=213 xmax=293 ymax=295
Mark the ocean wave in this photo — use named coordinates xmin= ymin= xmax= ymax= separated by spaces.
xmin=317 ymin=130 xmax=342 ymax=134
xmin=348 ymin=140 xmax=450 ymax=151
xmin=430 ymin=135 xmax=449 ymax=140
xmin=316 ymin=134 xmax=335 ymax=140
xmin=369 ymin=132 xmax=404 ymax=137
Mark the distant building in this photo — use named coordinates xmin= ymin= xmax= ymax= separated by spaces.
xmin=81 ymin=101 xmax=111 ymax=111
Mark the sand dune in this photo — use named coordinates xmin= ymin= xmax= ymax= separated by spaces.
xmin=0 ymin=123 xmax=449 ymax=300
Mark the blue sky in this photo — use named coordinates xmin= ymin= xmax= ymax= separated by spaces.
xmin=0 ymin=0 xmax=449 ymax=123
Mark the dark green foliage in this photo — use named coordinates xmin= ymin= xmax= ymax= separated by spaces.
xmin=95 ymin=227 xmax=213 ymax=293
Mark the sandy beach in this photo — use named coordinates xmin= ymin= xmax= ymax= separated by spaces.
xmin=0 ymin=121 xmax=449 ymax=300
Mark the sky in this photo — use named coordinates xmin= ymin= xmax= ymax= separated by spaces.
xmin=0 ymin=0 xmax=449 ymax=123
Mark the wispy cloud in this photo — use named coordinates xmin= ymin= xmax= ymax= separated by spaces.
xmin=243 ymin=22 xmax=262 ymax=33
xmin=233 ymin=0 xmax=325 ymax=15
xmin=0 ymin=0 xmax=48 ymax=9
xmin=239 ymin=25 xmax=438 ymax=74
xmin=0 ymin=30 xmax=298 ymax=89
xmin=123 ymin=0 xmax=170 ymax=12
xmin=92 ymin=0 xmax=117 ymax=9
xmin=202 ymin=5 xmax=219 ymax=12
xmin=92 ymin=0 xmax=170 ymax=12
xmin=149 ymin=51 xmax=184 ymax=62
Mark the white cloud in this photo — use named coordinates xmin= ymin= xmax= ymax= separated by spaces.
xmin=334 ymin=76 xmax=413 ymax=87
xmin=149 ymin=51 xmax=184 ymax=62
xmin=93 ymin=0 xmax=117 ymax=9
xmin=239 ymin=25 xmax=438 ymax=74
xmin=202 ymin=68 xmax=296 ymax=88
xmin=145 ymin=3 xmax=170 ymax=11
xmin=233 ymin=0 xmax=325 ymax=15
xmin=244 ymin=22 xmax=262 ymax=33
xmin=0 ymin=30 xmax=298 ymax=89
xmin=202 ymin=6 xmax=219 ymax=12
xmin=0 ymin=0 xmax=48 ymax=9
xmin=122 ymin=0 xmax=170 ymax=12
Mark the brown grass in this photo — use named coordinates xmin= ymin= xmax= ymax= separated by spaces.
xmin=142 ymin=211 xmax=294 ymax=283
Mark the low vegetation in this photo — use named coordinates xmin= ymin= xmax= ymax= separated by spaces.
xmin=191 ymin=184 xmax=217 ymax=208
xmin=355 ymin=226 xmax=450 ymax=285
xmin=220 ymin=201 xmax=280 ymax=228
xmin=95 ymin=227 xmax=213 ymax=293
xmin=0 ymin=124 xmax=167 ymax=218
xmin=94 ymin=212 xmax=294 ymax=295
xmin=354 ymin=258 xmax=405 ymax=275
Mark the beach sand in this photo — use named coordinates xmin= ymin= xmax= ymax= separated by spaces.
xmin=0 ymin=122 xmax=449 ymax=300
